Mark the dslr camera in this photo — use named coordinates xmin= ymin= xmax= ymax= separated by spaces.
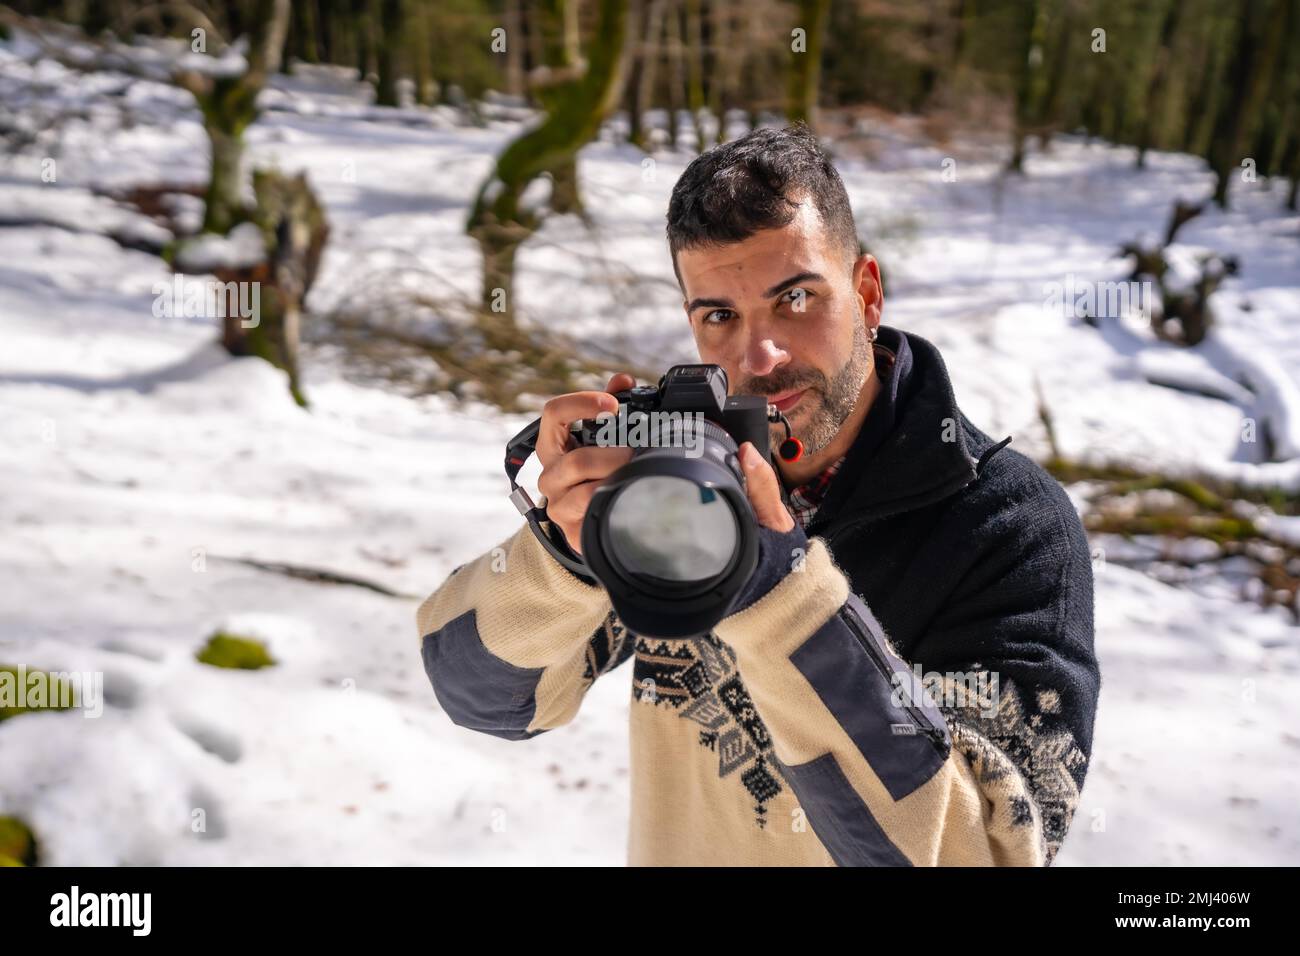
xmin=505 ymin=364 xmax=802 ymax=638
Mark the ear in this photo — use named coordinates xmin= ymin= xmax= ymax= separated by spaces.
xmin=854 ymin=253 xmax=883 ymax=328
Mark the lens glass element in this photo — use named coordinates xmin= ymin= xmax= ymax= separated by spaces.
xmin=606 ymin=476 xmax=738 ymax=582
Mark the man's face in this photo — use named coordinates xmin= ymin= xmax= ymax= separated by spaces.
xmin=676 ymin=199 xmax=883 ymax=458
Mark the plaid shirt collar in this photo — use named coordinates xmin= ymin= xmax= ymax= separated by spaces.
xmin=787 ymin=456 xmax=846 ymax=530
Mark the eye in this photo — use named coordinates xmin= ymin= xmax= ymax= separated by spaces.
xmin=782 ymin=287 xmax=813 ymax=308
xmin=702 ymin=309 xmax=735 ymax=326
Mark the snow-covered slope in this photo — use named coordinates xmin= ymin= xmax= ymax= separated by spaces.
xmin=1 ymin=46 xmax=1297 ymax=865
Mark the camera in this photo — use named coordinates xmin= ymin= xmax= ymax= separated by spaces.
xmin=505 ymin=364 xmax=803 ymax=638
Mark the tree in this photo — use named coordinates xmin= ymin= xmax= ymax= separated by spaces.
xmin=1008 ymin=0 xmax=1048 ymax=173
xmin=465 ymin=0 xmax=634 ymax=349
xmin=0 ymin=1 xmax=292 ymax=235
xmin=375 ymin=0 xmax=405 ymax=107
xmin=186 ymin=0 xmax=292 ymax=234
xmin=626 ymin=0 xmax=666 ymax=150
xmin=785 ymin=0 xmax=830 ymax=129
xmin=1207 ymin=0 xmax=1286 ymax=207
xmin=213 ymin=171 xmax=330 ymax=406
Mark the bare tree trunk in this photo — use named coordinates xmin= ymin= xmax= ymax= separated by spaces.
xmin=631 ymin=0 xmax=665 ymax=149
xmin=1136 ymin=0 xmax=1180 ymax=168
xmin=1209 ymin=0 xmax=1286 ymax=207
xmin=785 ymin=0 xmax=830 ymax=129
xmin=1008 ymin=0 xmax=1047 ymax=173
xmin=685 ymin=0 xmax=706 ymax=151
xmin=375 ymin=0 xmax=404 ymax=107
xmin=710 ymin=0 xmax=738 ymax=145
xmin=352 ymin=0 xmax=373 ymax=79
xmin=410 ymin=0 xmax=434 ymax=105
xmin=717 ymin=1 xmax=748 ymax=143
xmin=294 ymin=0 xmax=320 ymax=64
xmin=665 ymin=0 xmax=685 ymax=148
xmin=504 ymin=0 xmax=525 ymax=98
xmin=526 ymin=0 xmax=546 ymax=106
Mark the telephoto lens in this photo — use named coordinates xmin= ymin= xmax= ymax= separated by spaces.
xmin=581 ymin=406 xmax=759 ymax=637
xmin=504 ymin=365 xmax=802 ymax=639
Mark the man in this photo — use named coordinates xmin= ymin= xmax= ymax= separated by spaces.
xmin=418 ymin=124 xmax=1100 ymax=866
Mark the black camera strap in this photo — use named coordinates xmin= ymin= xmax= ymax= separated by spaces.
xmin=504 ymin=417 xmax=596 ymax=580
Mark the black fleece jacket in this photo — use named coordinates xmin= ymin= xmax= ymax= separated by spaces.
xmin=789 ymin=324 xmax=1101 ymax=861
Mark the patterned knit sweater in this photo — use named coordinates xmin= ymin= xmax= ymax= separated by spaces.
xmin=417 ymin=328 xmax=1099 ymax=866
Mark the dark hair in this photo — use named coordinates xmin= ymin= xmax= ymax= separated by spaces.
xmin=666 ymin=123 xmax=860 ymax=288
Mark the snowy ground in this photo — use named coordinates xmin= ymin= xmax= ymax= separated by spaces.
xmin=1 ymin=46 xmax=1298 ymax=865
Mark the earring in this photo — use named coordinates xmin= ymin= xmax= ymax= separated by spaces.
xmin=866 ymin=326 xmax=878 ymax=343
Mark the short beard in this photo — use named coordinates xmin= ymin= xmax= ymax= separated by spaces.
xmin=800 ymin=319 xmax=874 ymax=456
xmin=739 ymin=319 xmax=875 ymax=458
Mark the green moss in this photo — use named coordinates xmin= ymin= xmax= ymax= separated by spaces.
xmin=1086 ymin=514 xmax=1259 ymax=544
xmin=195 ymin=632 xmax=276 ymax=670
xmin=0 ymin=817 xmax=37 ymax=867
xmin=0 ymin=664 xmax=75 ymax=722
xmin=160 ymin=236 xmax=182 ymax=268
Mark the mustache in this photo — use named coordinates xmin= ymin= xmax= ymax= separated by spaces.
xmin=736 ymin=367 xmax=826 ymax=399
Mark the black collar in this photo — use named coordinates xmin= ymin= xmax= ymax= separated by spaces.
xmin=804 ymin=326 xmax=1008 ymax=537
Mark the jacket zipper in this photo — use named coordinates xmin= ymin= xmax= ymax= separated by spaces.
xmin=810 ymin=447 xmax=1002 ymax=751
xmin=839 ymin=599 xmax=949 ymax=751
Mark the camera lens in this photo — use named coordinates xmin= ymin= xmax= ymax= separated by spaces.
xmin=505 ymin=364 xmax=773 ymax=639
xmin=581 ymin=417 xmax=759 ymax=638
xmin=606 ymin=475 xmax=740 ymax=582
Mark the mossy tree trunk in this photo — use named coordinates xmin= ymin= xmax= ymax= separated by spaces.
xmin=195 ymin=78 xmax=258 ymax=235
xmin=465 ymin=0 xmax=632 ymax=349
xmin=217 ymin=171 xmax=330 ymax=407
xmin=175 ymin=0 xmax=291 ymax=235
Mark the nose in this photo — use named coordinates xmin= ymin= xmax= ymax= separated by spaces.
xmin=739 ymin=330 xmax=790 ymax=380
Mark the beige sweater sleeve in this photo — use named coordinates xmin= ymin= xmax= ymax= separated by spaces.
xmin=416 ymin=524 xmax=627 ymax=739
xmin=714 ymin=538 xmax=1050 ymax=866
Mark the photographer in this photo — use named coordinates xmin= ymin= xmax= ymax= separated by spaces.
xmin=417 ymin=125 xmax=1100 ymax=867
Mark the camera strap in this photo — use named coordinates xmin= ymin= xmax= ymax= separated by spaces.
xmin=504 ymin=416 xmax=597 ymax=580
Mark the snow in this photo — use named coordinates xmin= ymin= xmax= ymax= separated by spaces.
xmin=1 ymin=41 xmax=1297 ymax=866
xmin=1135 ymin=348 xmax=1256 ymax=406
xmin=173 ymin=222 xmax=266 ymax=273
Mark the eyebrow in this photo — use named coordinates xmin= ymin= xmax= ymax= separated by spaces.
xmin=686 ymin=270 xmax=827 ymax=314
xmin=762 ymin=270 xmax=826 ymax=299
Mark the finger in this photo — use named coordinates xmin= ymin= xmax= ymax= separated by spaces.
xmin=537 ymin=391 xmax=620 ymax=468
xmin=538 ymin=445 xmax=634 ymax=501
xmin=739 ymin=442 xmax=795 ymax=532
xmin=605 ymin=372 xmax=636 ymax=393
